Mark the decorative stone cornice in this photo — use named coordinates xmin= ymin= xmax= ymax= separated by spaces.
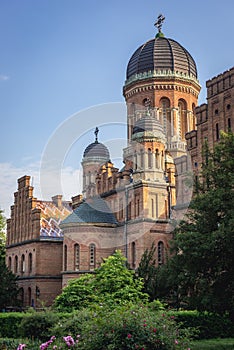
xmin=124 ymin=77 xmax=201 ymax=99
xmin=124 ymin=69 xmax=200 ymax=88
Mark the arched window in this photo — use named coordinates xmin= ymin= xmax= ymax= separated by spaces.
xmin=160 ymin=97 xmax=170 ymax=135
xmin=28 ymin=253 xmax=32 ymax=273
xmin=88 ymin=171 xmax=91 ymax=185
xmin=131 ymin=242 xmax=136 ymax=269
xmin=178 ymin=99 xmax=187 ymax=139
xmin=119 ymin=198 xmax=123 ymax=220
xmin=134 ymin=151 xmax=137 ymax=170
xmin=127 ymin=201 xmax=132 ymax=220
xmin=15 ymin=256 xmax=18 ymax=274
xmin=89 ymin=244 xmax=96 ymax=268
xmin=8 ymin=257 xmax=12 ymax=271
xmin=19 ymin=288 xmax=24 ymax=307
xmin=140 ymin=149 xmax=144 ymax=168
xmin=28 ymin=287 xmax=32 ymax=307
xmin=158 ymin=241 xmax=164 ymax=265
xmin=21 ymin=254 xmax=25 ymax=273
xmin=155 ymin=149 xmax=159 ymax=168
xmin=74 ymin=244 xmax=80 ymax=271
xmin=64 ymin=245 xmax=67 ymax=271
xmin=161 ymin=151 xmax=164 ymax=170
xmin=148 ymin=148 xmax=152 ymax=168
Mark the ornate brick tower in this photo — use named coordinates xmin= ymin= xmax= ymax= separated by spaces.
xmin=123 ymin=14 xmax=201 ymax=159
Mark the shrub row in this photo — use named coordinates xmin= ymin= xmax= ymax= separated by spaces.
xmin=0 ymin=308 xmax=233 ymax=343
xmin=168 ymin=310 xmax=234 ymax=339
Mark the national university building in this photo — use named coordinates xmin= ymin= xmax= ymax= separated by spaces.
xmin=5 ymin=16 xmax=234 ymax=308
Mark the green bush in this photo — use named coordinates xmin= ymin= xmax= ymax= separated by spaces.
xmin=0 ymin=337 xmax=41 ymax=350
xmin=169 ymin=310 xmax=234 ymax=339
xmin=0 ymin=313 xmax=24 ymax=338
xmin=50 ymin=304 xmax=194 ymax=350
xmin=50 ymin=309 xmax=92 ymax=338
xmin=54 ymin=251 xmax=148 ymax=312
xmin=17 ymin=311 xmax=62 ymax=341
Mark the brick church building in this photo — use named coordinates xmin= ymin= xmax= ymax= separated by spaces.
xmin=5 ymin=16 xmax=234 ymax=308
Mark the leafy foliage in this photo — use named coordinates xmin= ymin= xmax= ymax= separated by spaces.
xmin=50 ymin=304 xmax=194 ymax=350
xmin=54 ymin=250 xmax=148 ymax=311
xmin=136 ymin=243 xmax=158 ymax=301
xmin=18 ymin=311 xmax=62 ymax=341
xmin=0 ymin=210 xmax=19 ymax=310
xmin=154 ymin=132 xmax=234 ymax=317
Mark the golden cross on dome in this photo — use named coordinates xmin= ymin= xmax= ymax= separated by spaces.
xmin=154 ymin=13 xmax=165 ymax=33
xmin=94 ymin=127 xmax=99 ymax=142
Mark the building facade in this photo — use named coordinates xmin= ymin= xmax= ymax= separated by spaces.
xmin=5 ymin=17 xmax=234 ymax=308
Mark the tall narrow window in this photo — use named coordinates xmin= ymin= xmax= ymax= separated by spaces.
xmin=127 ymin=202 xmax=132 ymax=220
xmin=135 ymin=198 xmax=140 ymax=217
xmin=19 ymin=288 xmax=24 ymax=307
xmin=89 ymin=244 xmax=96 ymax=268
xmin=74 ymin=244 xmax=80 ymax=271
xmin=228 ymin=118 xmax=231 ymax=131
xmin=15 ymin=256 xmax=18 ymax=273
xmin=64 ymin=245 xmax=67 ymax=271
xmin=178 ymin=99 xmax=187 ymax=139
xmin=21 ymin=254 xmax=25 ymax=273
xmin=160 ymin=98 xmax=170 ymax=135
xmin=140 ymin=149 xmax=144 ymax=169
xmin=216 ymin=123 xmax=219 ymax=140
xmin=148 ymin=148 xmax=152 ymax=168
xmin=158 ymin=241 xmax=164 ymax=265
xmin=151 ymin=198 xmax=154 ymax=218
xmin=28 ymin=253 xmax=32 ymax=273
xmin=134 ymin=151 xmax=137 ymax=170
xmin=131 ymin=242 xmax=136 ymax=269
xmin=8 ymin=257 xmax=12 ymax=271
xmin=28 ymin=287 xmax=32 ymax=307
xmin=155 ymin=149 xmax=159 ymax=168
xmin=119 ymin=198 xmax=124 ymax=220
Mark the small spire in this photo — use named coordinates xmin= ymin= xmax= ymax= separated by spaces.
xmin=154 ymin=14 xmax=165 ymax=37
xmin=94 ymin=127 xmax=99 ymax=142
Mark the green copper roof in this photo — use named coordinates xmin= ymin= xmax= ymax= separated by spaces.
xmin=61 ymin=196 xmax=118 ymax=225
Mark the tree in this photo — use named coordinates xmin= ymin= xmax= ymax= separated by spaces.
xmin=0 ymin=209 xmax=19 ymax=310
xmin=54 ymin=250 xmax=148 ymax=311
xmin=155 ymin=132 xmax=234 ymax=316
xmin=136 ymin=243 xmax=158 ymax=301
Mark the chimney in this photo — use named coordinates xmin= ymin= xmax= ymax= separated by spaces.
xmin=52 ymin=195 xmax=63 ymax=209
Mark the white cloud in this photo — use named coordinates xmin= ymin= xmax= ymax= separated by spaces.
xmin=0 ymin=162 xmax=82 ymax=218
xmin=0 ymin=74 xmax=9 ymax=81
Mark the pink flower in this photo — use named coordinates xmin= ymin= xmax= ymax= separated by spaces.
xmin=175 ymin=339 xmax=179 ymax=344
xmin=17 ymin=345 xmax=26 ymax=350
xmin=127 ymin=333 xmax=132 ymax=339
xmin=63 ymin=336 xmax=75 ymax=347
xmin=153 ymin=328 xmax=157 ymax=333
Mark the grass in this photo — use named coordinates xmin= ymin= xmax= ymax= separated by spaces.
xmin=191 ymin=338 xmax=234 ymax=349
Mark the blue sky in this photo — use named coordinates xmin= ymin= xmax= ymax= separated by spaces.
xmin=0 ymin=0 xmax=234 ymax=216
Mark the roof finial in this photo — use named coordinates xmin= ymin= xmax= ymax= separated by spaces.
xmin=94 ymin=127 xmax=99 ymax=142
xmin=154 ymin=13 xmax=165 ymax=36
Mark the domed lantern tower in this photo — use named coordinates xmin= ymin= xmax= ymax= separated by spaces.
xmin=123 ymin=14 xmax=201 ymax=158
xmin=82 ymin=127 xmax=110 ymax=198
